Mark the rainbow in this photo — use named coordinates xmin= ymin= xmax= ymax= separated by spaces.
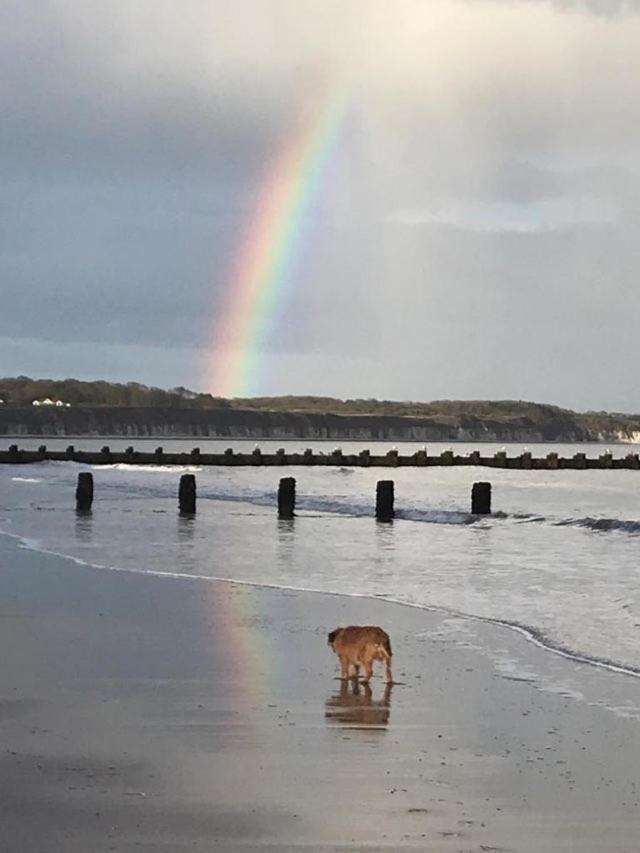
xmin=205 ymin=88 xmax=350 ymax=398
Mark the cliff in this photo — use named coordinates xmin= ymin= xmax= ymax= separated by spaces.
xmin=1 ymin=405 xmax=638 ymax=442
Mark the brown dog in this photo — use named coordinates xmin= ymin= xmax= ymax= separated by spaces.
xmin=327 ymin=625 xmax=393 ymax=683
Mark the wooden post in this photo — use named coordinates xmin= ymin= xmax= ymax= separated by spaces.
xmin=376 ymin=480 xmax=394 ymax=522
xmin=276 ymin=448 xmax=286 ymax=465
xmin=359 ymin=449 xmax=371 ymax=468
xmin=155 ymin=446 xmax=163 ymax=462
xmin=440 ymin=450 xmax=454 ymax=465
xmin=415 ymin=449 xmax=427 ymax=466
xmin=66 ymin=445 xmax=75 ymax=460
xmin=190 ymin=447 xmax=201 ymax=462
xmin=471 ymin=482 xmax=491 ymax=515
xmin=520 ymin=451 xmax=532 ymax=469
xmin=75 ymin=472 xmax=93 ymax=512
xmin=599 ymin=452 xmax=613 ymax=469
xmin=38 ymin=444 xmax=47 ymax=457
xmin=251 ymin=447 xmax=262 ymax=465
xmin=573 ymin=452 xmax=586 ymax=470
xmin=386 ymin=449 xmax=399 ymax=467
xmin=303 ymin=448 xmax=314 ymax=465
xmin=546 ymin=452 xmax=559 ymax=470
xmin=278 ymin=477 xmax=296 ymax=518
xmin=179 ymin=474 xmax=196 ymax=515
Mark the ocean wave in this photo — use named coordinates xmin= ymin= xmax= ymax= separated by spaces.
xmin=93 ymin=463 xmax=203 ymax=474
xmin=554 ymin=517 xmax=640 ymax=534
xmin=4 ymin=528 xmax=640 ymax=682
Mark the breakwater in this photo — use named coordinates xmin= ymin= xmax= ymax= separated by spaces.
xmin=2 ymin=444 xmax=639 ymax=470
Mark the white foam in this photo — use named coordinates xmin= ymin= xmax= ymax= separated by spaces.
xmin=94 ymin=463 xmax=203 ymax=474
xmin=4 ymin=528 xmax=640 ymax=684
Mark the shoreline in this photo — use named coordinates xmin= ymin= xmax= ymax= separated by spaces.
xmin=6 ymin=528 xmax=640 ymax=683
xmin=3 ymin=534 xmax=640 ymax=850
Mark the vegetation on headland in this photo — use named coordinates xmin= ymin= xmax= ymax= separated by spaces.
xmin=1 ymin=376 xmax=639 ymax=441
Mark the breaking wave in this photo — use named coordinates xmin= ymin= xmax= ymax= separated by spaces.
xmin=555 ymin=517 xmax=640 ymax=535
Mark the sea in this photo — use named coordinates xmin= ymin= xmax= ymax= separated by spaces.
xmin=2 ymin=437 xmax=640 ymax=699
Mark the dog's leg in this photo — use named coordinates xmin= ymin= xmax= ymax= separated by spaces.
xmin=339 ymin=656 xmax=349 ymax=680
xmin=379 ymin=649 xmax=393 ymax=683
xmin=362 ymin=661 xmax=374 ymax=683
xmin=385 ymin=656 xmax=393 ymax=683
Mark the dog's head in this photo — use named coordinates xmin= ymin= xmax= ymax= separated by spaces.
xmin=327 ymin=628 xmax=342 ymax=648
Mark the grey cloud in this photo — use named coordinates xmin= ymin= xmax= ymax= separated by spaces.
xmin=2 ymin=0 xmax=640 ymax=407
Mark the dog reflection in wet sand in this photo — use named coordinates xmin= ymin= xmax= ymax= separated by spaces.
xmin=327 ymin=625 xmax=393 ymax=683
xmin=325 ymin=679 xmax=393 ymax=728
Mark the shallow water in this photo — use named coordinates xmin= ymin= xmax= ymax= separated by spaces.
xmin=1 ymin=440 xmax=640 ymax=679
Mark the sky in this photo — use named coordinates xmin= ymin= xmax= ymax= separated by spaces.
xmin=2 ymin=0 xmax=640 ymax=410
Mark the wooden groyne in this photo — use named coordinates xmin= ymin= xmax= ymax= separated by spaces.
xmin=1 ymin=445 xmax=639 ymax=470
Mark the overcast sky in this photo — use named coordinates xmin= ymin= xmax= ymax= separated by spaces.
xmin=2 ymin=0 xmax=640 ymax=410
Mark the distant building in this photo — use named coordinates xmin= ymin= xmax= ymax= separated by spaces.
xmin=32 ymin=398 xmax=71 ymax=407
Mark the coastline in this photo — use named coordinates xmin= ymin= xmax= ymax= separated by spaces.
xmin=3 ymin=534 xmax=640 ymax=850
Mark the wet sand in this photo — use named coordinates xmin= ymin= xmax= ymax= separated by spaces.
xmin=2 ymin=533 xmax=640 ymax=851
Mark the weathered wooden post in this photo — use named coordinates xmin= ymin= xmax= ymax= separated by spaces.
xmin=278 ymin=477 xmax=296 ymax=518
xmin=100 ymin=445 xmax=110 ymax=458
xmin=520 ymin=451 xmax=532 ymax=470
xmin=440 ymin=450 xmax=454 ymax=465
xmin=223 ymin=448 xmax=234 ymax=464
xmin=303 ymin=448 xmax=314 ymax=465
xmin=155 ymin=446 xmax=163 ymax=462
xmin=469 ymin=450 xmax=481 ymax=465
xmin=75 ymin=472 xmax=93 ymax=512
xmin=471 ymin=481 xmax=491 ymax=515
xmin=66 ymin=445 xmax=75 ymax=460
xmin=415 ymin=449 xmax=427 ymax=466
xmin=331 ymin=447 xmax=343 ymax=465
xmin=546 ymin=452 xmax=559 ymax=470
xmin=494 ymin=451 xmax=507 ymax=467
xmin=376 ymin=480 xmax=394 ymax=522
xmin=8 ymin=444 xmax=19 ymax=459
xmin=573 ymin=452 xmax=586 ymax=470
xmin=275 ymin=448 xmax=286 ymax=465
xmin=359 ymin=449 xmax=371 ymax=468
xmin=599 ymin=451 xmax=613 ymax=469
xmin=386 ymin=448 xmax=399 ymax=467
xmin=190 ymin=447 xmax=201 ymax=463
xmin=38 ymin=444 xmax=47 ymax=457
xmin=626 ymin=453 xmax=640 ymax=470
xmin=125 ymin=446 xmax=135 ymax=460
xmin=179 ymin=474 xmax=196 ymax=515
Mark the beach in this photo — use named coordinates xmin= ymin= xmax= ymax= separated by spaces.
xmin=2 ymin=533 xmax=640 ymax=852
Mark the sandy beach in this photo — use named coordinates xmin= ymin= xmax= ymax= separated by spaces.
xmin=2 ymin=533 xmax=640 ymax=852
